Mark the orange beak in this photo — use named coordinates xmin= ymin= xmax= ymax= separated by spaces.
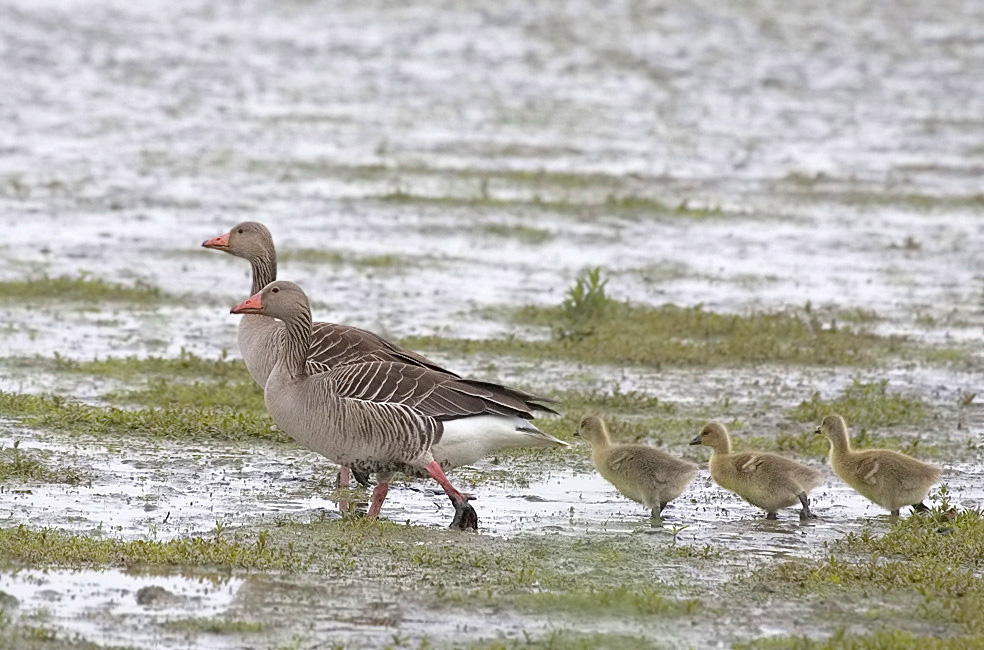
xmin=202 ymin=232 xmax=230 ymax=250
xmin=231 ymin=292 xmax=262 ymax=314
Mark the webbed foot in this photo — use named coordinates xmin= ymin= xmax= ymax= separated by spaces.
xmin=450 ymin=501 xmax=478 ymax=530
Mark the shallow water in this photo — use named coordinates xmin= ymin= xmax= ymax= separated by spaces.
xmin=2 ymin=0 xmax=984 ymax=647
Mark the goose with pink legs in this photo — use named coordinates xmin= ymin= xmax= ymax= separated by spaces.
xmin=231 ymin=281 xmax=563 ymax=529
xmin=205 ymin=222 xmax=561 ymax=487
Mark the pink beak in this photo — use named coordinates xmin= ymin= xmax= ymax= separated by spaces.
xmin=202 ymin=232 xmax=230 ymax=249
xmin=231 ymin=292 xmax=262 ymax=314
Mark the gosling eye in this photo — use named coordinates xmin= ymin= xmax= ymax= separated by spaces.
xmin=237 ymin=228 xmax=244 ymax=234
xmin=272 ymin=287 xmax=280 ymax=293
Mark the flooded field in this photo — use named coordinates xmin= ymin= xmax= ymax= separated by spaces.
xmin=1 ymin=0 xmax=984 ymax=648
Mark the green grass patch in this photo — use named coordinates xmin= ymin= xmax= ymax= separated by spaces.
xmin=0 ymin=275 xmax=164 ymax=303
xmin=36 ymin=350 xmax=252 ymax=382
xmin=0 ymin=391 xmax=284 ymax=443
xmin=279 ymin=249 xmax=412 ymax=270
xmin=160 ymin=618 xmax=265 ymax=634
xmin=379 ymin=190 xmax=723 ymax=219
xmin=467 ymin=631 xmax=659 ymax=650
xmin=0 ymin=444 xmax=83 ymax=485
xmin=104 ymin=377 xmax=265 ymax=414
xmin=406 ymin=302 xmax=908 ymax=367
xmin=738 ymin=629 xmax=984 ymax=650
xmin=789 ymin=378 xmax=927 ymax=429
xmin=0 ymin=525 xmax=307 ymax=571
xmin=482 ymin=223 xmax=553 ymax=244
xmin=512 ymin=586 xmax=699 ymax=617
xmin=749 ymin=501 xmax=984 ymax=634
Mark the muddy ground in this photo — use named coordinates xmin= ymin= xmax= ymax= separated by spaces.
xmin=1 ymin=1 xmax=983 ymax=648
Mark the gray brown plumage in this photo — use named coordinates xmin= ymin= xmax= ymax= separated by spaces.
xmin=816 ymin=414 xmax=940 ymax=517
xmin=576 ymin=416 xmax=697 ymax=519
xmin=691 ymin=422 xmax=823 ymax=520
xmin=232 ymin=281 xmax=489 ymax=529
xmin=204 ymin=222 xmax=564 ymax=482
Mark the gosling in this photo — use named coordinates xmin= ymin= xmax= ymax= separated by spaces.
xmin=816 ymin=414 xmax=940 ymax=517
xmin=576 ymin=416 xmax=698 ymax=519
xmin=690 ymin=422 xmax=823 ymax=520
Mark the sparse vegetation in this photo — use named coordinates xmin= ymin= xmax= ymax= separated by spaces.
xmin=789 ymin=379 xmax=927 ymax=429
xmin=160 ymin=618 xmax=265 ymax=634
xmin=0 ymin=525 xmax=307 ymax=570
xmin=0 ymin=391 xmax=284 ymax=443
xmin=0 ymin=443 xmax=84 ymax=485
xmin=407 ymin=302 xmax=911 ymax=367
xmin=0 ymin=275 xmax=164 ymax=303
xmin=482 ymin=223 xmax=553 ymax=244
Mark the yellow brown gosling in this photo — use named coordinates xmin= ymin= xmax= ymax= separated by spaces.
xmin=691 ymin=422 xmax=823 ymax=520
xmin=816 ymin=414 xmax=940 ymax=517
xmin=576 ymin=416 xmax=698 ymax=519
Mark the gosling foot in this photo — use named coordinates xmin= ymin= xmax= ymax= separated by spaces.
xmin=912 ymin=502 xmax=931 ymax=515
xmin=798 ymin=492 xmax=817 ymax=520
xmin=766 ymin=512 xmax=778 ymax=520
xmin=450 ymin=501 xmax=478 ymax=530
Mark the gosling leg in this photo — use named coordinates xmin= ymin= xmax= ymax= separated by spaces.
xmin=766 ymin=512 xmax=778 ymax=520
xmin=798 ymin=492 xmax=817 ymax=520
xmin=890 ymin=509 xmax=900 ymax=517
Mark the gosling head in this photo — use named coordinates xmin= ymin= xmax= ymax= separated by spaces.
xmin=815 ymin=414 xmax=849 ymax=440
xmin=231 ymin=280 xmax=309 ymax=322
xmin=203 ymin=221 xmax=274 ymax=261
xmin=573 ymin=415 xmax=610 ymax=446
xmin=690 ymin=421 xmax=731 ymax=452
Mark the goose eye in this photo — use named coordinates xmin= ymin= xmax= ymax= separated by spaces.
xmin=272 ymin=287 xmax=280 ymax=293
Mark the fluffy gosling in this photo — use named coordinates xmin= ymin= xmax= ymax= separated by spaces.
xmin=816 ymin=414 xmax=940 ymax=517
xmin=690 ymin=422 xmax=823 ymax=520
xmin=576 ymin=416 xmax=698 ymax=519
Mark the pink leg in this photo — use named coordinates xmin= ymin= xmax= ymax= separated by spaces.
xmin=366 ymin=482 xmax=389 ymax=519
xmin=424 ymin=461 xmax=478 ymax=530
xmin=336 ymin=466 xmax=351 ymax=489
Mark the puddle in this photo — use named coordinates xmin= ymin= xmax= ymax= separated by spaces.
xmin=0 ymin=569 xmax=244 ymax=649
xmin=1 ymin=0 xmax=984 ymax=646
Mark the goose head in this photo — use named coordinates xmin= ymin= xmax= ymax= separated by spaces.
xmin=815 ymin=414 xmax=849 ymax=443
xmin=574 ymin=415 xmax=610 ymax=446
xmin=231 ymin=280 xmax=309 ymax=321
xmin=691 ymin=421 xmax=731 ymax=453
xmin=203 ymin=221 xmax=274 ymax=261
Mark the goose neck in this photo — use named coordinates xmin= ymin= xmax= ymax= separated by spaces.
xmin=250 ymin=254 xmax=277 ymax=295
xmin=281 ymin=306 xmax=311 ymax=379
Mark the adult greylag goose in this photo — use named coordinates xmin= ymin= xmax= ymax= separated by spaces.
xmin=204 ymin=222 xmax=562 ymax=486
xmin=231 ymin=281 xmax=564 ymax=529
xmin=816 ymin=414 xmax=940 ymax=517
xmin=691 ymin=422 xmax=823 ymax=520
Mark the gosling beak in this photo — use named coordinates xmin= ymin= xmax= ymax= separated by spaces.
xmin=572 ymin=430 xmax=580 ymax=437
xmin=231 ymin=292 xmax=262 ymax=314
xmin=202 ymin=232 xmax=230 ymax=250
xmin=814 ymin=427 xmax=822 ymax=435
xmin=689 ymin=435 xmax=702 ymax=446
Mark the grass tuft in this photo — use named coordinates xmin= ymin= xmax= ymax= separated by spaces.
xmin=0 ymin=443 xmax=84 ymax=485
xmin=0 ymin=525 xmax=307 ymax=571
xmin=0 ymin=274 xmax=164 ymax=303
xmin=0 ymin=391 xmax=285 ymax=443
xmin=789 ymin=379 xmax=927 ymax=429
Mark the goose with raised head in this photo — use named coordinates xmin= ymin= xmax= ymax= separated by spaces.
xmin=816 ymin=414 xmax=940 ymax=517
xmin=691 ymin=422 xmax=823 ymax=520
xmin=204 ymin=222 xmax=563 ymax=487
xmin=575 ymin=416 xmax=697 ymax=519
xmin=231 ymin=281 xmax=565 ymax=529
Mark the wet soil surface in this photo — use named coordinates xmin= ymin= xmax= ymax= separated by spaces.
xmin=1 ymin=0 xmax=984 ymax=648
